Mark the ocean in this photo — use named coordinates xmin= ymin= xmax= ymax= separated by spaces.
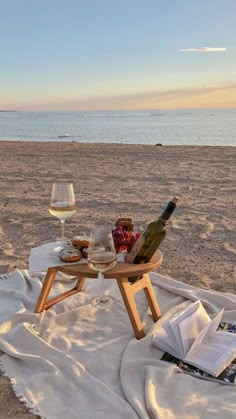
xmin=0 ymin=108 xmax=235 ymax=146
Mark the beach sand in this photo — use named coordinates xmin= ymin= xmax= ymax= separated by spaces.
xmin=0 ymin=141 xmax=235 ymax=418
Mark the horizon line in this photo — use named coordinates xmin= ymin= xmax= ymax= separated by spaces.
xmin=2 ymin=106 xmax=236 ymax=112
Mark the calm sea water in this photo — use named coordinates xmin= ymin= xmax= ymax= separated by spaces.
xmin=0 ymin=109 xmax=235 ymax=146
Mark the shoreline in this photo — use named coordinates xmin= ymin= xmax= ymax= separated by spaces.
xmin=0 ymin=141 xmax=235 ymax=418
xmin=0 ymin=139 xmax=235 ymax=147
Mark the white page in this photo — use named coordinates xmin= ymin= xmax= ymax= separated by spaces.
xmin=152 ymin=328 xmax=181 ymax=358
xmin=187 ymin=308 xmax=224 ymax=355
xmin=153 ymin=302 xmax=196 ymax=359
xmin=178 ymin=302 xmax=211 ymax=355
xmin=162 ymin=319 xmax=180 ymax=351
xmin=184 ymin=331 xmax=236 ymax=376
xmin=168 ymin=300 xmax=205 ymax=358
xmin=154 ymin=302 xmax=198 ymax=359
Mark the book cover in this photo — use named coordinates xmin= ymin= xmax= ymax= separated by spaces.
xmin=161 ymin=322 xmax=236 ymax=385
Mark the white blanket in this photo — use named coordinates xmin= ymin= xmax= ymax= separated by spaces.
xmin=0 ymin=269 xmax=236 ymax=419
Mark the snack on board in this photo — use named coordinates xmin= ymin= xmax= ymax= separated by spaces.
xmin=59 ymin=247 xmax=81 ymax=263
xmin=72 ymin=235 xmax=92 ymax=248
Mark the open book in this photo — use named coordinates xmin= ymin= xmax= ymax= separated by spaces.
xmin=152 ymin=300 xmax=236 ymax=377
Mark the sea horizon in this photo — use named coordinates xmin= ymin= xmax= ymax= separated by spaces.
xmin=1 ymin=106 xmax=236 ymax=112
xmin=0 ymin=108 xmax=235 ymax=146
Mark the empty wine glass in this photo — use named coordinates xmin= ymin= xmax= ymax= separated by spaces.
xmin=49 ymin=182 xmax=76 ymax=242
xmin=87 ymin=230 xmax=117 ymax=308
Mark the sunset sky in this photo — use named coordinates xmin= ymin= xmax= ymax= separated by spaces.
xmin=1 ymin=0 xmax=236 ymax=111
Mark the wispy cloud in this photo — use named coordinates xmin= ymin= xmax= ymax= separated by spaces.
xmin=9 ymin=84 xmax=236 ymax=111
xmin=179 ymin=47 xmax=227 ymax=52
xmin=44 ymin=84 xmax=236 ymax=110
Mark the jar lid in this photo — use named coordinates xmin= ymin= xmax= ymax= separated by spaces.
xmin=116 ymin=217 xmax=133 ymax=223
xmin=115 ymin=217 xmax=134 ymax=231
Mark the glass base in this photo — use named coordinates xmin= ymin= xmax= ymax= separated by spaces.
xmin=91 ymin=294 xmax=115 ymax=308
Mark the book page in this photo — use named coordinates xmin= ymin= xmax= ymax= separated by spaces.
xmin=178 ymin=303 xmax=211 ymax=355
xmin=168 ymin=300 xmax=208 ymax=358
xmin=152 ymin=327 xmax=181 ymax=358
xmin=187 ymin=308 xmax=224 ymax=355
xmin=184 ymin=331 xmax=236 ymax=376
xmin=157 ymin=302 xmax=198 ymax=359
xmin=162 ymin=319 xmax=180 ymax=352
xmin=162 ymin=322 xmax=236 ymax=385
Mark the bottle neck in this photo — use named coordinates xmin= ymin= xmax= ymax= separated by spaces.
xmin=159 ymin=201 xmax=177 ymax=222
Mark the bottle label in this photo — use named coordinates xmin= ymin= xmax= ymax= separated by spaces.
xmin=125 ymin=235 xmax=145 ymax=263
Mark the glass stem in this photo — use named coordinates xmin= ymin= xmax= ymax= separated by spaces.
xmin=99 ymin=272 xmax=107 ymax=302
xmin=61 ymin=220 xmax=65 ymax=241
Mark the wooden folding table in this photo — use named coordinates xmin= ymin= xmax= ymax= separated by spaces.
xmin=34 ymin=250 xmax=163 ymax=339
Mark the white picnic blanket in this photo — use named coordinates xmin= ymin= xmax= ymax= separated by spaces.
xmin=0 ymin=268 xmax=236 ymax=419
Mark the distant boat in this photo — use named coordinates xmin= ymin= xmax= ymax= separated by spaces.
xmin=58 ymin=133 xmax=70 ymax=138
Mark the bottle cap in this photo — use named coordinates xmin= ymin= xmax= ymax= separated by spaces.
xmin=172 ymin=196 xmax=179 ymax=205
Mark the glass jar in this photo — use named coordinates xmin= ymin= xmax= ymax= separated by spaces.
xmin=115 ymin=217 xmax=134 ymax=231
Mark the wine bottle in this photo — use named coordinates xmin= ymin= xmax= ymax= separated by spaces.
xmin=126 ymin=196 xmax=179 ymax=265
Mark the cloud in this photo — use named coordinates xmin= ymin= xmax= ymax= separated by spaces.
xmin=6 ymin=83 xmax=236 ymax=111
xmin=54 ymin=84 xmax=236 ymax=110
xmin=179 ymin=47 xmax=227 ymax=52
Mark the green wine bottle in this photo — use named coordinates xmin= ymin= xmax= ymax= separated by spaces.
xmin=126 ymin=196 xmax=179 ymax=265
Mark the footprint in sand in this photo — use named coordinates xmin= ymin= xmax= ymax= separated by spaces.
xmin=199 ymin=217 xmax=215 ymax=239
xmin=0 ymin=226 xmax=6 ymax=236
xmin=7 ymin=218 xmax=25 ymax=225
xmin=169 ymin=218 xmax=192 ymax=238
xmin=224 ymin=242 xmax=236 ymax=255
xmin=170 ymin=215 xmax=215 ymax=240
xmin=222 ymin=217 xmax=235 ymax=230
xmin=3 ymin=242 xmax=15 ymax=256
xmin=198 ymin=274 xmax=215 ymax=290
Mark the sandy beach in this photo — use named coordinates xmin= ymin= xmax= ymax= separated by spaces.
xmin=0 ymin=141 xmax=235 ymax=418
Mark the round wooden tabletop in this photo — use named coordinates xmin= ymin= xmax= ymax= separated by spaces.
xmin=57 ymin=250 xmax=163 ymax=279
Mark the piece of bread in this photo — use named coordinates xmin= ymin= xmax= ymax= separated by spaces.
xmin=59 ymin=248 xmax=81 ymax=263
xmin=72 ymin=235 xmax=93 ymax=248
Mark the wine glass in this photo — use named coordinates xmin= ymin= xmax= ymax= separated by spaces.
xmin=87 ymin=230 xmax=117 ymax=308
xmin=49 ymin=182 xmax=76 ymax=243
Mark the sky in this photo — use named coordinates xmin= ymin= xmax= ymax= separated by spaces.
xmin=1 ymin=0 xmax=236 ymax=111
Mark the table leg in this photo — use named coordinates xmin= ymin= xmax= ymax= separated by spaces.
xmin=142 ymin=273 xmax=161 ymax=321
xmin=34 ymin=267 xmax=86 ymax=313
xmin=116 ymin=273 xmax=161 ymax=339
xmin=34 ymin=267 xmax=58 ymax=312
xmin=116 ymin=277 xmax=145 ymax=339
